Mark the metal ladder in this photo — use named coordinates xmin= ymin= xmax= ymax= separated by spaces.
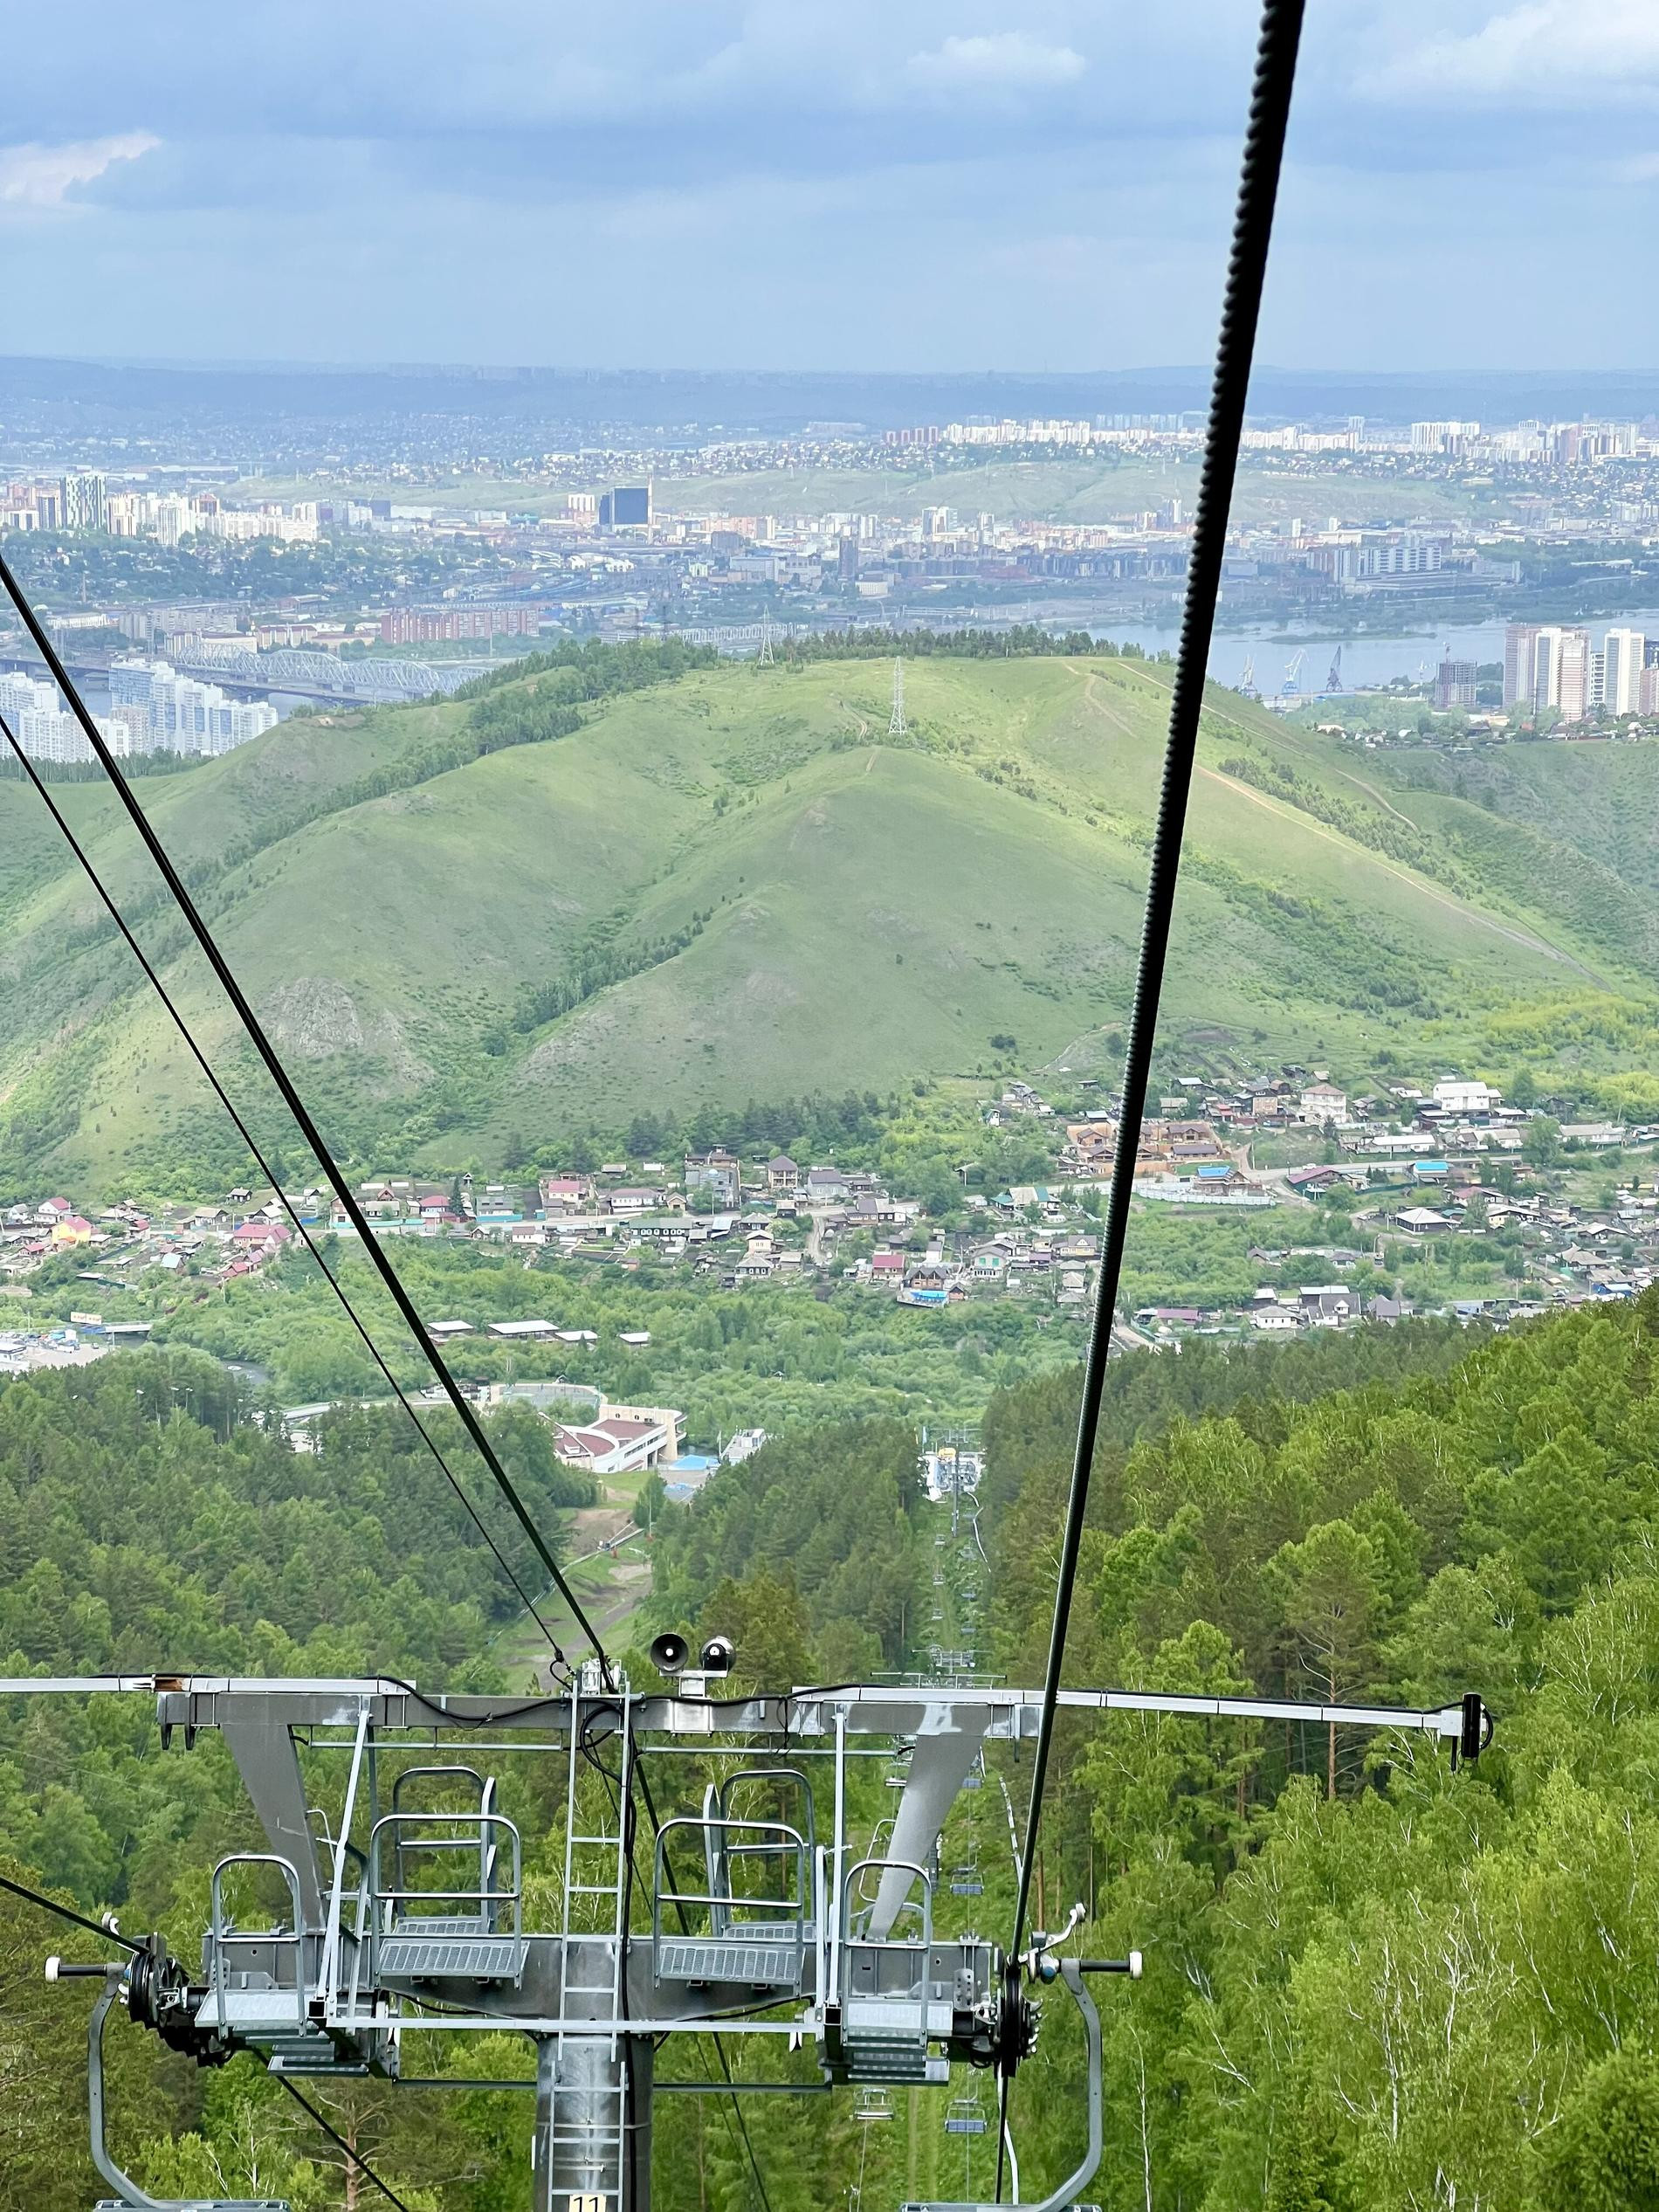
xmin=544 ymin=1672 xmax=634 ymax=2207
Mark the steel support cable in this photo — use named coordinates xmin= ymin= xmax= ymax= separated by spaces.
xmin=0 ymin=1866 xmax=141 ymax=1952
xmin=613 ymin=1710 xmax=775 ymax=2212
xmin=996 ymin=1 xmax=1306 ymax=2193
xmin=3 ymin=1867 xmax=412 ymax=2211
xmin=0 ymin=712 xmax=573 ymax=1683
xmin=712 ymin=2048 xmax=779 ymax=2212
xmin=0 ymin=552 xmax=615 ymax=1676
xmin=273 ymin=2077 xmax=415 ymax=2212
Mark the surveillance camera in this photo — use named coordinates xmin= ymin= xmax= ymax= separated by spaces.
xmin=649 ymin=1631 xmax=691 ymax=1675
xmin=699 ymin=1636 xmax=735 ymax=1676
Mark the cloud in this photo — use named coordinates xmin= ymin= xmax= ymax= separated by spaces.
xmin=0 ymin=132 xmax=159 ymax=209
xmin=905 ymin=31 xmax=1086 ymax=94
xmin=1368 ymin=0 xmax=1659 ymax=103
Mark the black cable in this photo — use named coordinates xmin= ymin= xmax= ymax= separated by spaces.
xmin=998 ymin=0 xmax=1306 ymax=2191
xmin=0 ymin=552 xmax=615 ymax=1674
xmin=617 ymin=1708 xmax=774 ymax=2212
xmin=712 ymin=2045 xmax=778 ymax=2212
xmin=0 ymin=710 xmax=572 ymax=1683
xmin=375 ymin=1676 xmax=575 ymax=1726
xmin=10 ymin=1868 xmax=406 ymax=2212
xmin=0 ymin=1868 xmax=141 ymax=1953
xmin=274 ymin=2076 xmax=414 ymax=2211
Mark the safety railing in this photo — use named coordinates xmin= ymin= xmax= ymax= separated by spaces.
xmin=652 ymin=1814 xmax=809 ymax=1992
xmin=368 ymin=1809 xmax=522 ymax=1937
xmin=208 ymin=1852 xmax=307 ymax=2039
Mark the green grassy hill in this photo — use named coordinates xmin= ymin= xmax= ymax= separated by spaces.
xmin=3 ymin=648 xmax=1656 ymax=1197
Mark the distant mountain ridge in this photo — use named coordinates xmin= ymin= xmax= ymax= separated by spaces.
xmin=1 ymin=355 xmax=1649 ymax=433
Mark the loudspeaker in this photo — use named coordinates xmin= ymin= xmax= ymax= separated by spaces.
xmin=699 ymin=1636 xmax=736 ymax=1676
xmin=649 ymin=1631 xmax=691 ymax=1675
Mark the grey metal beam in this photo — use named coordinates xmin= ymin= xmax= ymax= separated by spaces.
xmin=0 ymin=1675 xmax=1477 ymax=1746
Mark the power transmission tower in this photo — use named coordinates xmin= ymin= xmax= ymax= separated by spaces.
xmin=889 ymin=657 xmax=906 ymax=734
xmin=756 ymin=610 xmax=774 ymax=666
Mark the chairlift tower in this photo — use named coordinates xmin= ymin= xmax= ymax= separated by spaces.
xmin=8 ymin=1664 xmax=1490 ymax=2212
xmin=889 ymin=658 xmax=907 ymax=735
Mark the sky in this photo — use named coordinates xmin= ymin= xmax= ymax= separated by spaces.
xmin=2 ymin=1 xmax=1656 ymax=375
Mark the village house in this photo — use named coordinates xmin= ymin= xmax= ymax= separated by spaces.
xmin=685 ymin=1151 xmax=740 ymax=1206
xmin=604 ymin=1186 xmax=671 ymax=1217
xmin=1298 ymin=1080 xmax=1352 ymax=1127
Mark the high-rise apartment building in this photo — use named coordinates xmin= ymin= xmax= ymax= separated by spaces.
xmin=107 ymin=658 xmax=279 ymax=758
xmin=1603 ymin=629 xmax=1647 ymax=716
xmin=59 ymin=471 xmax=107 ymax=533
xmin=1504 ymin=624 xmax=1539 ymax=709
xmin=1555 ymin=629 xmax=1591 ymax=721
xmin=1504 ymin=623 xmax=1593 ymax=717
xmin=0 ymin=671 xmax=132 ymax=765
xmin=1435 ymin=658 xmax=1479 ymax=710
xmin=1410 ymin=420 xmax=1480 ymax=453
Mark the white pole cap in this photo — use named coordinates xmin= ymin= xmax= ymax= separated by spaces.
xmin=1128 ymin=1949 xmax=1144 ymax=1980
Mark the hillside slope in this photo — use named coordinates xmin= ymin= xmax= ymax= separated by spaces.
xmin=1 ymin=650 xmax=1652 ymax=1194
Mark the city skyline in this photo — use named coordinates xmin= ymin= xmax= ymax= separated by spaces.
xmin=3 ymin=2 xmax=1658 ymax=375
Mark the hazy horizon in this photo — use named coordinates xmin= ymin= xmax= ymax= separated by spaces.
xmin=3 ymin=3 xmax=1656 ymax=376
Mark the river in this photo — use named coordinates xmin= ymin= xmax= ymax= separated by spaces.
xmin=1106 ymin=610 xmax=1659 ymax=693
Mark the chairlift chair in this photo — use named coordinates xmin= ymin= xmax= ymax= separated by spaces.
xmin=945 ymin=2093 xmax=988 ymax=2136
xmin=853 ymin=2086 xmax=894 ymax=2122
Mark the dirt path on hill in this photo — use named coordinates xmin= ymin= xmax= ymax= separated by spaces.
xmin=1065 ymin=661 xmax=1139 ymax=738
xmin=1196 ymin=762 xmax=1609 ymax=982
xmin=568 ymin=1497 xmax=637 ymax=1552
xmin=1325 ymin=766 xmax=1418 ymax=826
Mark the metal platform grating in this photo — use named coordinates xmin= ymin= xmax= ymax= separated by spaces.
xmin=657 ymin=1936 xmax=802 ymax=1986
xmin=379 ymin=1933 xmax=527 ymax=1981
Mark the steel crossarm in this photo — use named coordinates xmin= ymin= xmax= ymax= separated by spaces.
xmin=0 ymin=1675 xmax=1482 ymax=1746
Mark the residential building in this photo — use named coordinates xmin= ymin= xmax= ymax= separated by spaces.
xmin=685 ymin=1150 xmax=740 ymax=1207
xmin=1556 ymin=628 xmax=1591 ymax=721
xmin=1604 ymin=629 xmax=1647 ymax=716
xmin=1433 ymin=1078 xmax=1500 ymax=1118
xmin=1299 ymin=1080 xmax=1351 ymax=1127
xmin=1504 ymin=624 xmax=1539 ymax=710
xmin=107 ymin=659 xmax=278 ymax=758
xmin=60 ymin=471 xmax=107 ymax=533
xmin=1505 ymin=624 xmax=1593 ymax=718
xmin=1434 ymin=658 xmax=1479 ymax=711
xmin=380 ymin=604 xmax=540 ymax=644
